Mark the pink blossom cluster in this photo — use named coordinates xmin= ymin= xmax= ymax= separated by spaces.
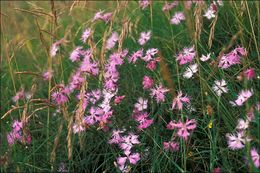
xmin=139 ymin=0 xmax=150 ymax=10
xmin=109 ymin=131 xmax=141 ymax=172
xmin=230 ymin=89 xmax=253 ymax=107
xmin=162 ymin=1 xmax=178 ymax=12
xmin=218 ymin=47 xmax=247 ymax=69
xmin=176 ymin=45 xmax=196 ymax=65
xmin=51 ymin=84 xmax=70 ymax=105
xmin=7 ymin=120 xmax=31 ymax=145
xmin=12 ymin=88 xmax=25 ymax=102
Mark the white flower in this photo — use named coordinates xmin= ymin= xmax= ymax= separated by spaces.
xmin=183 ymin=63 xmax=198 ymax=79
xmin=236 ymin=118 xmax=249 ymax=130
xmin=212 ymin=79 xmax=228 ymax=96
xmin=203 ymin=8 xmax=215 ymax=20
xmin=200 ymin=53 xmax=211 ymax=62
xmin=134 ymin=97 xmax=148 ymax=111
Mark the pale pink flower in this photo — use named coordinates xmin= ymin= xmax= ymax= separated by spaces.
xmin=244 ymin=68 xmax=255 ymax=80
xmin=51 ymin=90 xmax=69 ymax=105
xmin=134 ymin=97 xmax=148 ymax=112
xmin=7 ymin=132 xmax=15 ymax=145
xmin=128 ymin=49 xmax=143 ymax=63
xmin=146 ymin=57 xmax=160 ymax=71
xmin=236 ymin=119 xmax=249 ymax=130
xmin=70 ymin=47 xmax=82 ymax=62
xmin=200 ymin=53 xmax=211 ymax=62
xmin=230 ymin=89 xmax=253 ymax=106
xmin=142 ymin=48 xmax=158 ymax=62
xmin=80 ymin=54 xmax=99 ymax=76
xmin=183 ymin=63 xmax=198 ymax=79
xmin=138 ymin=31 xmax=151 ymax=45
xmin=170 ymin=12 xmax=185 ymax=25
xmin=139 ymin=0 xmax=150 ymax=10
xmin=101 ymin=12 xmax=113 ymax=23
xmin=150 ymin=84 xmax=169 ymax=103
xmin=81 ymin=28 xmax=91 ymax=43
xmin=167 ymin=119 xmax=197 ymax=140
xmin=226 ymin=131 xmax=251 ymax=150
xmin=128 ymin=153 xmax=140 ymax=165
xmin=42 ymin=70 xmax=53 ymax=81
xmin=162 ymin=1 xmax=178 ymax=12
xmin=109 ymin=129 xmax=125 ymax=144
xmin=92 ymin=10 xmax=103 ymax=22
xmin=204 ymin=7 xmax=216 ymax=20
xmin=12 ymin=120 xmax=23 ymax=132
xmin=251 ymin=148 xmax=260 ymax=168
xmin=50 ymin=40 xmax=62 ymax=58
xmin=176 ymin=46 xmax=196 ymax=65
xmin=142 ymin=76 xmax=154 ymax=89
xmin=12 ymin=88 xmax=25 ymax=102
xmin=163 ymin=141 xmax=179 ymax=152
xmin=171 ymin=91 xmax=190 ymax=110
xmin=72 ymin=123 xmax=85 ymax=134
xmin=212 ymin=79 xmax=228 ymax=96
xmin=133 ymin=112 xmax=153 ymax=130
xmin=106 ymin=32 xmax=119 ymax=50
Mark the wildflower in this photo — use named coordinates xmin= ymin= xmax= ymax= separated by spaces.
xmin=7 ymin=132 xmax=16 ymax=145
xmin=51 ymin=85 xmax=70 ymax=105
xmin=114 ymin=95 xmax=125 ymax=104
xmin=162 ymin=1 xmax=178 ymax=12
xmin=142 ymin=48 xmax=158 ymax=62
xmin=69 ymin=71 xmax=85 ymax=92
xmin=138 ymin=31 xmax=151 ymax=46
xmin=163 ymin=141 xmax=179 ymax=152
xmin=12 ymin=120 xmax=23 ymax=132
xmin=70 ymin=47 xmax=82 ymax=62
xmin=72 ymin=123 xmax=85 ymax=134
xmin=139 ymin=0 xmax=150 ymax=10
xmin=236 ymin=119 xmax=249 ymax=130
xmin=142 ymin=76 xmax=154 ymax=89
xmin=92 ymin=10 xmax=104 ymax=22
xmin=128 ymin=49 xmax=143 ymax=63
xmin=84 ymin=107 xmax=104 ymax=125
xmin=81 ymin=28 xmax=91 ymax=43
xmin=200 ymin=53 xmax=211 ymax=62
xmin=101 ymin=12 xmax=113 ymax=23
xmin=226 ymin=131 xmax=251 ymax=150
xmin=109 ymin=129 xmax=125 ymax=144
xmin=244 ymin=68 xmax=255 ymax=80
xmin=183 ymin=63 xmax=198 ymax=79
xmin=80 ymin=54 xmax=99 ymax=76
xmin=203 ymin=7 xmax=216 ymax=20
xmin=170 ymin=12 xmax=185 ymax=25
xmin=230 ymin=89 xmax=253 ymax=106
xmin=134 ymin=97 xmax=148 ymax=112
xmin=167 ymin=119 xmax=197 ymax=140
xmin=213 ymin=167 xmax=222 ymax=173
xmin=42 ymin=70 xmax=53 ymax=81
xmin=218 ymin=47 xmax=247 ymax=69
xmin=176 ymin=46 xmax=196 ymax=65
xmin=251 ymin=148 xmax=260 ymax=168
xmin=171 ymin=91 xmax=190 ymax=110
xmin=120 ymin=133 xmax=140 ymax=154
xmin=150 ymin=84 xmax=169 ymax=103
xmin=12 ymin=88 xmax=25 ymax=102
xmin=106 ymin=32 xmax=119 ymax=50
xmin=212 ymin=79 xmax=228 ymax=96
xmin=133 ymin=112 xmax=153 ymax=130
xmin=50 ymin=40 xmax=63 ymax=58
xmin=146 ymin=57 xmax=160 ymax=71
xmin=208 ymin=121 xmax=213 ymax=129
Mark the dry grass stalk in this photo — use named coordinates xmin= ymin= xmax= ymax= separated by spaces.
xmin=159 ymin=51 xmax=176 ymax=98
xmin=67 ymin=115 xmax=73 ymax=160
xmin=208 ymin=14 xmax=218 ymax=49
xmin=194 ymin=3 xmax=204 ymax=41
xmin=1 ymin=106 xmax=25 ymax=119
xmin=50 ymin=122 xmax=63 ymax=165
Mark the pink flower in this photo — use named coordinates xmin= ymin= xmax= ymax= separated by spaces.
xmin=81 ymin=28 xmax=91 ymax=43
xmin=142 ymin=76 xmax=154 ymax=89
xmin=7 ymin=132 xmax=15 ymax=145
xmin=163 ymin=141 xmax=179 ymax=152
xmin=101 ymin=12 xmax=113 ymax=23
xmin=128 ymin=49 xmax=143 ymax=63
xmin=200 ymin=53 xmax=211 ymax=62
xmin=114 ymin=95 xmax=125 ymax=104
xmin=69 ymin=71 xmax=85 ymax=92
xmin=142 ymin=48 xmax=158 ymax=62
xmin=139 ymin=0 xmax=150 ymax=10
xmin=218 ymin=47 xmax=247 ymax=69
xmin=120 ymin=133 xmax=140 ymax=154
xmin=80 ymin=54 xmax=99 ymax=76
xmin=12 ymin=120 xmax=23 ymax=132
xmin=150 ymin=84 xmax=169 ymax=103
xmin=73 ymin=123 xmax=85 ymax=134
xmin=162 ymin=1 xmax=178 ymax=12
xmin=70 ymin=47 xmax=82 ymax=62
xmin=171 ymin=91 xmax=190 ymax=110
xmin=251 ymin=148 xmax=260 ymax=168
xmin=138 ymin=31 xmax=151 ymax=45
xmin=106 ymin=32 xmax=119 ymax=50
xmin=244 ymin=68 xmax=255 ymax=80
xmin=84 ymin=107 xmax=104 ymax=125
xmin=134 ymin=97 xmax=148 ymax=112
xmin=167 ymin=119 xmax=197 ymax=140
xmin=226 ymin=131 xmax=251 ymax=150
xmin=176 ymin=46 xmax=196 ymax=65
xmin=109 ymin=129 xmax=125 ymax=144
xmin=128 ymin=153 xmax=140 ymax=165
xmin=204 ymin=6 xmax=216 ymax=20
xmin=170 ymin=12 xmax=185 ymax=25
xmin=230 ymin=89 xmax=253 ymax=106
xmin=42 ymin=70 xmax=53 ymax=81
xmin=51 ymin=85 xmax=70 ymax=105
xmin=146 ymin=58 xmax=160 ymax=71
xmin=133 ymin=112 xmax=153 ymax=130
xmin=92 ymin=10 xmax=104 ymax=22
xmin=12 ymin=88 xmax=25 ymax=102
xmin=213 ymin=167 xmax=221 ymax=173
